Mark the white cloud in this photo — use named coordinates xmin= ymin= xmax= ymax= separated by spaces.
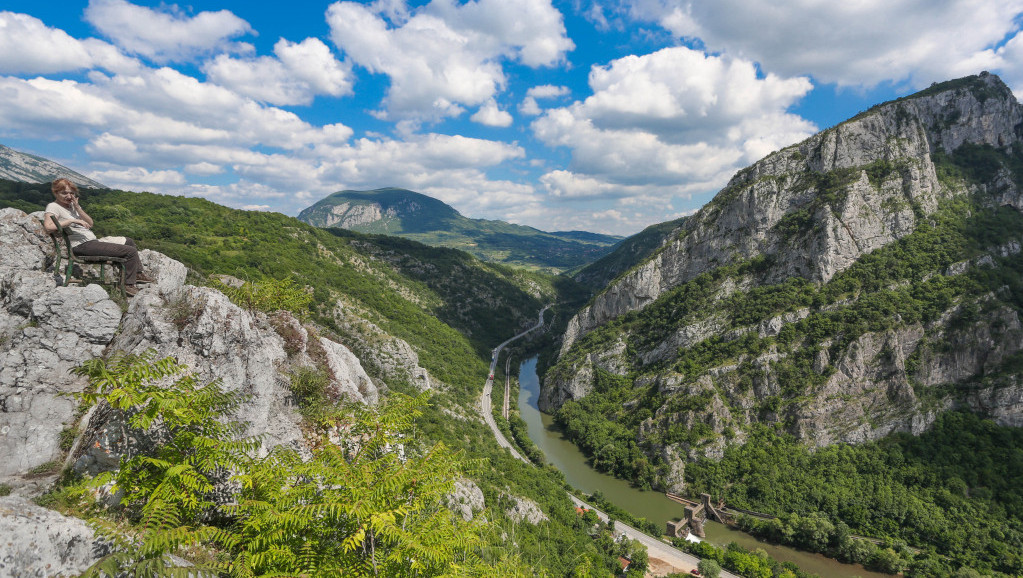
xmin=184 ymin=161 xmax=224 ymax=176
xmin=996 ymin=33 xmax=1023 ymax=98
xmin=520 ymin=84 xmax=570 ymax=115
xmin=532 ymin=47 xmax=815 ymax=199
xmin=89 ymin=166 xmax=186 ymax=188
xmin=326 ymin=0 xmax=573 ymax=120
xmin=626 ymin=0 xmax=1022 ymax=89
xmin=471 ymin=99 xmax=514 ymax=126
xmin=520 ymin=97 xmax=542 ymax=116
xmin=0 ymin=77 xmax=125 ymax=135
xmin=527 ymin=84 xmax=570 ymax=99
xmin=84 ymin=0 xmax=253 ymax=63
xmin=204 ymin=38 xmax=353 ymax=105
xmin=0 ymin=12 xmax=139 ymax=75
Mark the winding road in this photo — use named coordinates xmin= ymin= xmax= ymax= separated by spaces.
xmin=478 ymin=306 xmax=736 ymax=577
xmin=479 ymin=305 xmax=549 ymax=462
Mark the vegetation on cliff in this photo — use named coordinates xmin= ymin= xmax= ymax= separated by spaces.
xmin=545 ymin=123 xmax=1023 ymax=574
xmin=1 ymin=180 xmax=630 ymax=576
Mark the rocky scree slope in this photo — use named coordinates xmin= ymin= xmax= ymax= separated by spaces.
xmin=543 ymin=73 xmax=1023 ymax=482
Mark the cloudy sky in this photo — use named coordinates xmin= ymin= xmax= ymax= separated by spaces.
xmin=1 ymin=0 xmax=1022 ymax=235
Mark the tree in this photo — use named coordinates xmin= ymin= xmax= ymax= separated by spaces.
xmin=698 ymin=558 xmax=722 ymax=578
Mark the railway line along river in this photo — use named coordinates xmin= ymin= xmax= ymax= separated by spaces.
xmin=516 ymin=356 xmax=890 ymax=578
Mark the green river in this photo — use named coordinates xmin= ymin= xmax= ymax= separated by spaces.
xmin=516 ymin=356 xmax=889 ymax=578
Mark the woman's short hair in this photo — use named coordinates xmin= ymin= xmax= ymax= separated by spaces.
xmin=51 ymin=178 xmax=79 ymax=195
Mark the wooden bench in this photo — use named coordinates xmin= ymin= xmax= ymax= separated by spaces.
xmin=42 ymin=214 xmax=128 ymax=298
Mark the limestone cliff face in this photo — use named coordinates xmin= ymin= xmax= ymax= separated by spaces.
xmin=320 ymin=201 xmax=385 ymax=228
xmin=559 ymin=72 xmax=1021 ymax=357
xmin=544 ymin=74 xmax=1023 ymax=477
xmin=0 ymin=208 xmax=378 ymax=487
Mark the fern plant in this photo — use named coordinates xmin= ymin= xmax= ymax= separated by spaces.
xmin=71 ymin=351 xmax=531 ymax=576
xmin=212 ymin=393 xmax=493 ymax=577
xmin=73 ymin=350 xmax=257 ymax=576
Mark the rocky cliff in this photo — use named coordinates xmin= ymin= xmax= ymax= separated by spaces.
xmin=543 ymin=73 xmax=1023 ymax=485
xmin=558 ymin=72 xmax=1021 ymax=356
xmin=0 ymin=144 xmax=105 ymax=190
xmin=0 ymin=207 xmax=381 ymax=483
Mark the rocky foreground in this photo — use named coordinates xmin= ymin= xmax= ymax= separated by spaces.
xmin=0 ymin=207 xmax=383 ymax=574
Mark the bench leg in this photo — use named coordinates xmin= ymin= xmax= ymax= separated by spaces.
xmin=117 ymin=262 xmax=126 ymax=298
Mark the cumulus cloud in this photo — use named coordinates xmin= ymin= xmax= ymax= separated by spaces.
xmin=0 ymin=12 xmax=139 ymax=75
xmin=995 ymin=33 xmax=1023 ymax=97
xmin=533 ymin=46 xmax=815 ymax=201
xmin=520 ymin=84 xmax=570 ymax=115
xmin=527 ymin=85 xmax=570 ymax=99
xmin=204 ymin=38 xmax=353 ymax=105
xmin=84 ymin=0 xmax=253 ymax=63
xmin=89 ymin=166 xmax=186 ymax=188
xmin=625 ymin=0 xmax=1021 ymax=88
xmin=326 ymin=0 xmax=573 ymax=120
xmin=471 ymin=99 xmax=514 ymax=126
xmin=184 ymin=161 xmax=224 ymax=176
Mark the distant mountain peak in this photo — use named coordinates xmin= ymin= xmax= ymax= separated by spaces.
xmin=298 ymin=187 xmax=622 ymax=271
xmin=0 ymin=144 xmax=105 ymax=189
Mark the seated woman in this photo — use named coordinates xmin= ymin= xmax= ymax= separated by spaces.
xmin=43 ymin=178 xmax=153 ymax=296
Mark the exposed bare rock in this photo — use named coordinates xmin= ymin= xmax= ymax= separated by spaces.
xmin=331 ymin=303 xmax=432 ymax=390
xmin=504 ymin=495 xmax=548 ymax=525
xmin=0 ymin=495 xmax=109 ymax=576
xmin=558 ymin=73 xmax=1017 ymax=354
xmin=320 ymin=337 xmax=379 ymax=405
xmin=318 ymin=201 xmax=384 ymax=228
xmin=138 ymin=249 xmax=187 ymax=296
xmin=108 ymin=286 xmax=305 ymax=455
xmin=0 ymin=278 xmax=120 ymax=478
xmin=446 ymin=478 xmax=486 ymax=521
xmin=540 ymin=338 xmax=627 ymax=412
xmin=0 ymin=208 xmax=49 ymax=271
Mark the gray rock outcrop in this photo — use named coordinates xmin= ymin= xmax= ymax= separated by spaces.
xmin=446 ymin=478 xmax=486 ymax=521
xmin=504 ymin=495 xmax=548 ymax=525
xmin=0 ymin=495 xmax=108 ymax=576
xmin=0 ymin=207 xmax=380 ymax=486
xmin=558 ymin=73 xmax=1019 ymax=354
xmin=543 ymin=73 xmax=1023 ymax=481
xmin=1 ymin=209 xmax=123 ymax=478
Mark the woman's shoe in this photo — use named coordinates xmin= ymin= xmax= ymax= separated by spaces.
xmin=125 ymin=285 xmax=139 ymax=296
xmin=136 ymin=272 xmax=156 ymax=284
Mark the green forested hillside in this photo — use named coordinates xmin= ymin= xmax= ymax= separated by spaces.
xmin=1 ymin=181 xmax=630 ymax=577
xmin=298 ymin=187 xmax=622 ymax=271
xmin=545 ymin=144 xmax=1023 ymax=575
xmin=569 ymin=215 xmax=687 ymax=290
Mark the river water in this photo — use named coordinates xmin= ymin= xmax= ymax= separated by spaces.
xmin=516 ymin=356 xmax=889 ymax=578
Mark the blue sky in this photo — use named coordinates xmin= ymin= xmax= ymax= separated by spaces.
xmin=1 ymin=1 xmax=1022 ymax=235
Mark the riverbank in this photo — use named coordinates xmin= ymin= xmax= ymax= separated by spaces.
xmin=515 ymin=356 xmax=891 ymax=578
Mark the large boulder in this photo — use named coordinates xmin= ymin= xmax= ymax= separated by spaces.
xmin=0 ymin=495 xmax=108 ymax=576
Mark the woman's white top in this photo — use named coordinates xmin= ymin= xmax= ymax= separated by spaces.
xmin=45 ymin=202 xmax=98 ymax=247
